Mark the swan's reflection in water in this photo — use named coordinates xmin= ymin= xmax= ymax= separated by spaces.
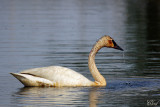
xmin=13 ymin=87 xmax=104 ymax=106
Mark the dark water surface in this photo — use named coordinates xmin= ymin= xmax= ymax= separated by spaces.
xmin=0 ymin=0 xmax=160 ymax=106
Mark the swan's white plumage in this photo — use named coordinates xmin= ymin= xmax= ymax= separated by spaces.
xmin=11 ymin=66 xmax=94 ymax=87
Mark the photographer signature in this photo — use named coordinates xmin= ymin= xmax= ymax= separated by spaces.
xmin=147 ymin=100 xmax=160 ymax=106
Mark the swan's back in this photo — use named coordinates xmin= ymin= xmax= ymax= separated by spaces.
xmin=19 ymin=66 xmax=94 ymax=86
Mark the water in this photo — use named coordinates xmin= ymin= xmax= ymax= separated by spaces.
xmin=0 ymin=0 xmax=160 ymax=106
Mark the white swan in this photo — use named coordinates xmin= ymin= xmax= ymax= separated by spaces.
xmin=10 ymin=35 xmax=123 ymax=87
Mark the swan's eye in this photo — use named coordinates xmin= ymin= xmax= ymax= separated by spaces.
xmin=108 ymin=40 xmax=112 ymax=45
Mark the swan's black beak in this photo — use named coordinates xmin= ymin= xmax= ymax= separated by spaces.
xmin=112 ymin=40 xmax=124 ymax=51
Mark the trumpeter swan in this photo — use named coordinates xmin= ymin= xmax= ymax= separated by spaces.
xmin=10 ymin=35 xmax=123 ymax=87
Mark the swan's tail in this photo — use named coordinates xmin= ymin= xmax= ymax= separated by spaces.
xmin=10 ymin=73 xmax=53 ymax=87
xmin=10 ymin=73 xmax=25 ymax=80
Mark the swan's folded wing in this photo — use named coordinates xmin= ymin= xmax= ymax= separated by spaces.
xmin=20 ymin=66 xmax=93 ymax=86
xmin=20 ymin=66 xmax=62 ymax=80
xmin=10 ymin=73 xmax=54 ymax=86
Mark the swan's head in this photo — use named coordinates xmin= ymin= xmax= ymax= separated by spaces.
xmin=104 ymin=36 xmax=124 ymax=51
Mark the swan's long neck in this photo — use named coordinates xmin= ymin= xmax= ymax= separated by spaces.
xmin=88 ymin=38 xmax=107 ymax=86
